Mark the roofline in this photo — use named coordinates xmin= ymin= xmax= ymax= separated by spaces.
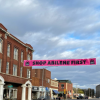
xmin=51 ymin=79 xmax=58 ymax=82
xmin=57 ymin=80 xmax=72 ymax=83
xmin=0 ymin=27 xmax=34 ymax=52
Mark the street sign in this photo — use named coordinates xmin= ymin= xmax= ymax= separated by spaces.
xmin=41 ymin=88 xmax=43 ymax=91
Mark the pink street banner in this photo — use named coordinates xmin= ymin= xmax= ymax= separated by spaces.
xmin=23 ymin=58 xmax=96 ymax=67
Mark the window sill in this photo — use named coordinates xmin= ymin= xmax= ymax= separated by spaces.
xmin=7 ymin=56 xmax=10 ymax=57
xmin=13 ymin=59 xmax=18 ymax=61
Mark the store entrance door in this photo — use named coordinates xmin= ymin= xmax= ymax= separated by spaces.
xmin=3 ymin=84 xmax=17 ymax=100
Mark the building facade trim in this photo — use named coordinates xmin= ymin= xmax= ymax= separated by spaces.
xmin=0 ymin=75 xmax=4 ymax=83
xmin=0 ymin=27 xmax=34 ymax=52
xmin=0 ymin=72 xmax=32 ymax=80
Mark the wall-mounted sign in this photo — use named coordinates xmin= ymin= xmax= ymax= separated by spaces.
xmin=39 ymin=87 xmax=45 ymax=91
xmin=46 ymin=87 xmax=49 ymax=91
xmin=24 ymin=58 xmax=96 ymax=67
xmin=8 ymin=85 xmax=13 ymax=88
xmin=32 ymin=87 xmax=39 ymax=91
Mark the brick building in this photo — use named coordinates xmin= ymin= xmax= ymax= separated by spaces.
xmin=32 ymin=69 xmax=51 ymax=99
xmin=57 ymin=80 xmax=73 ymax=99
xmin=32 ymin=69 xmax=59 ymax=99
xmin=0 ymin=23 xmax=34 ymax=100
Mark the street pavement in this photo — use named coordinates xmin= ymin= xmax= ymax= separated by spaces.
xmin=60 ymin=98 xmax=100 ymax=100
xmin=67 ymin=99 xmax=99 ymax=100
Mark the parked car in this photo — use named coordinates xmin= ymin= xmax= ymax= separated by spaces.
xmin=38 ymin=97 xmax=45 ymax=100
xmin=77 ymin=96 xmax=83 ymax=99
xmin=84 ymin=96 xmax=88 ymax=99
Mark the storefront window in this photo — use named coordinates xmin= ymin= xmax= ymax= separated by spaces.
xmin=3 ymin=84 xmax=17 ymax=99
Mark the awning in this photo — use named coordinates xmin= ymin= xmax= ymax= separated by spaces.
xmin=59 ymin=91 xmax=64 ymax=93
xmin=53 ymin=90 xmax=59 ymax=94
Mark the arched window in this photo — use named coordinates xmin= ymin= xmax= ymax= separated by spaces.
xmin=0 ymin=38 xmax=3 ymax=53
xmin=27 ymin=54 xmax=31 ymax=60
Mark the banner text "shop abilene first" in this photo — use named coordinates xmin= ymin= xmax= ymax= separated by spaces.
xmin=23 ymin=58 xmax=96 ymax=67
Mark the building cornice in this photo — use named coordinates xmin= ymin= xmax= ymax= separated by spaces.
xmin=0 ymin=72 xmax=32 ymax=80
xmin=0 ymin=27 xmax=34 ymax=52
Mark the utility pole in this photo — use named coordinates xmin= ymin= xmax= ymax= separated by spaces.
xmin=89 ymin=89 xmax=90 ymax=97
xmin=42 ymin=66 xmax=58 ymax=99
xmin=42 ymin=68 xmax=44 ymax=98
xmin=76 ymin=85 xmax=77 ymax=97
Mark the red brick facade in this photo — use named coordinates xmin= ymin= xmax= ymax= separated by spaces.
xmin=58 ymin=80 xmax=73 ymax=98
xmin=58 ymin=82 xmax=67 ymax=91
xmin=32 ymin=69 xmax=51 ymax=88
xmin=0 ymin=23 xmax=34 ymax=100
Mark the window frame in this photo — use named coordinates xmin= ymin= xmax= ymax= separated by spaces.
xmin=27 ymin=54 xmax=31 ymax=60
xmin=27 ymin=69 xmax=30 ymax=78
xmin=14 ymin=48 xmax=18 ymax=60
xmin=21 ymin=51 xmax=23 ymax=62
xmin=7 ymin=44 xmax=10 ymax=57
xmin=6 ymin=62 xmax=9 ymax=74
xmin=13 ymin=64 xmax=17 ymax=76
xmin=0 ymin=38 xmax=3 ymax=53
xmin=61 ymin=84 xmax=64 ymax=89
xmin=20 ymin=67 xmax=23 ymax=77
xmin=0 ymin=59 xmax=2 ymax=72
xmin=48 ymin=79 xmax=50 ymax=83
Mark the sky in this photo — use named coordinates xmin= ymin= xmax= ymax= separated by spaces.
xmin=1 ymin=0 xmax=100 ymax=90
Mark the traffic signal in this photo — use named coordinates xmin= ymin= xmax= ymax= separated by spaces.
xmin=64 ymin=89 xmax=66 ymax=94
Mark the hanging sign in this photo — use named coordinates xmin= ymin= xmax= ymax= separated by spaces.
xmin=23 ymin=58 xmax=96 ymax=67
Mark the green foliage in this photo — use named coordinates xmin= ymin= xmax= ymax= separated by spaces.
xmin=73 ymin=87 xmax=84 ymax=94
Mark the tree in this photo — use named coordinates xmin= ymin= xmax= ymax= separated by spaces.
xmin=73 ymin=87 xmax=84 ymax=94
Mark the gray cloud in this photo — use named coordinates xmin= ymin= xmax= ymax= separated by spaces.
xmin=1 ymin=0 xmax=100 ymax=89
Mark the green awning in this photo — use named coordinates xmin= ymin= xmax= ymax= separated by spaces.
xmin=58 ymin=91 xmax=64 ymax=93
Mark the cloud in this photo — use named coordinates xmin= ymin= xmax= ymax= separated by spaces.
xmin=1 ymin=0 xmax=100 ymax=90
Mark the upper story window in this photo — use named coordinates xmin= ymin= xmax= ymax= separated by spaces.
xmin=20 ymin=67 xmax=23 ymax=77
xmin=7 ymin=44 xmax=10 ymax=57
xmin=27 ymin=69 xmax=30 ymax=78
xmin=13 ymin=64 xmax=17 ymax=76
xmin=0 ymin=38 xmax=3 ymax=53
xmin=48 ymin=79 xmax=50 ymax=83
xmin=27 ymin=54 xmax=31 ymax=60
xmin=6 ymin=62 xmax=9 ymax=74
xmin=21 ymin=51 xmax=23 ymax=62
xmin=14 ymin=48 xmax=18 ymax=60
xmin=0 ymin=59 xmax=2 ymax=72
xmin=61 ymin=84 xmax=64 ymax=89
